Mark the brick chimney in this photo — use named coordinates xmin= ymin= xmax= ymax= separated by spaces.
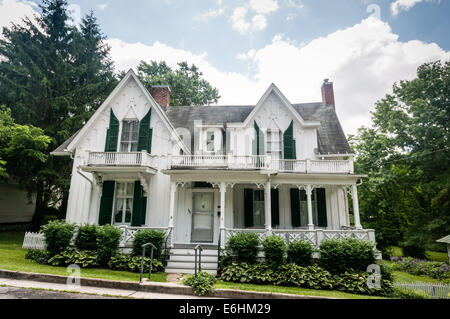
xmin=150 ymin=85 xmax=171 ymax=109
xmin=321 ymin=79 xmax=335 ymax=110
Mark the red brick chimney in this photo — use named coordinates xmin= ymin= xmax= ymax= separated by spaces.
xmin=321 ymin=79 xmax=335 ymax=110
xmin=150 ymin=85 xmax=171 ymax=109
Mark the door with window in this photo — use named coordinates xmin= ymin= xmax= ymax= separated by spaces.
xmin=191 ymin=191 xmax=214 ymax=242
xmin=114 ymin=182 xmax=134 ymax=225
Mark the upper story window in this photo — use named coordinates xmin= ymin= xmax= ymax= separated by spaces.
xmin=120 ymin=120 xmax=139 ymax=152
xmin=266 ymin=129 xmax=282 ymax=159
xmin=206 ymin=131 xmax=215 ymax=152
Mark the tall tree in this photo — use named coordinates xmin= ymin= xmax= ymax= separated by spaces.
xmin=136 ymin=60 xmax=220 ymax=106
xmin=350 ymin=60 xmax=450 ymax=256
xmin=0 ymin=0 xmax=117 ymax=225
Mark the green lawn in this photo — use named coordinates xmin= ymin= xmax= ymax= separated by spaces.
xmin=0 ymin=231 xmax=166 ymax=283
xmin=389 ymin=245 xmax=448 ymax=263
xmin=214 ymin=281 xmax=386 ymax=299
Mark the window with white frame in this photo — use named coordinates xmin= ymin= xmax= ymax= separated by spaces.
xmin=114 ymin=182 xmax=134 ymax=225
xmin=253 ymin=189 xmax=265 ymax=227
xmin=120 ymin=120 xmax=139 ymax=152
xmin=266 ymin=129 xmax=282 ymax=160
xmin=206 ymin=131 xmax=215 ymax=152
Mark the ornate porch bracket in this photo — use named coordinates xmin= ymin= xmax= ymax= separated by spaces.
xmin=271 ymin=184 xmax=280 ymax=189
xmin=254 ymin=182 xmax=265 ymax=189
xmin=93 ymin=173 xmax=103 ymax=188
xmin=138 ymin=173 xmax=150 ymax=196
xmin=175 ymin=181 xmax=186 ymax=188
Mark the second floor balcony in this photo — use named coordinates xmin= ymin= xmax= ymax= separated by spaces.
xmin=169 ymin=155 xmax=354 ymax=174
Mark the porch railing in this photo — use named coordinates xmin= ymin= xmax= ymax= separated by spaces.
xmin=117 ymin=225 xmax=170 ymax=247
xmin=169 ymin=155 xmax=353 ymax=174
xmin=87 ymin=151 xmax=155 ymax=167
xmin=224 ymin=228 xmax=375 ymax=248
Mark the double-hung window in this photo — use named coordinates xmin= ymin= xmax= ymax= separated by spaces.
xmin=114 ymin=182 xmax=134 ymax=225
xmin=120 ymin=120 xmax=139 ymax=152
xmin=266 ymin=129 xmax=282 ymax=160
xmin=253 ymin=189 xmax=265 ymax=227
xmin=206 ymin=131 xmax=215 ymax=152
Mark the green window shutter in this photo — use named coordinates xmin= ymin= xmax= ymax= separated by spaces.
xmin=131 ymin=181 xmax=144 ymax=226
xmin=98 ymin=181 xmax=115 ymax=225
xmin=290 ymin=188 xmax=300 ymax=227
xmin=141 ymin=197 xmax=147 ymax=225
xmin=105 ymin=109 xmax=119 ymax=152
xmin=271 ymin=188 xmax=280 ymax=227
xmin=137 ymin=109 xmax=152 ymax=153
xmin=316 ymin=188 xmax=328 ymax=227
xmin=253 ymin=121 xmax=265 ymax=155
xmin=283 ymin=120 xmax=296 ymax=159
xmin=244 ymin=188 xmax=254 ymax=228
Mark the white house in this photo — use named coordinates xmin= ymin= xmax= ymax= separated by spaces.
xmin=51 ymin=70 xmax=375 ymax=274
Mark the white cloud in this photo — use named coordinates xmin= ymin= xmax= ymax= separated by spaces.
xmin=230 ymin=6 xmax=251 ymax=34
xmin=249 ymin=0 xmax=279 ymax=14
xmin=390 ymin=0 xmax=439 ymax=16
xmin=97 ymin=3 xmax=109 ymax=11
xmin=67 ymin=4 xmax=81 ymax=28
xmin=251 ymin=14 xmax=267 ymax=31
xmin=286 ymin=0 xmax=304 ymax=9
xmin=0 ymin=0 xmax=37 ymax=30
xmin=108 ymin=17 xmax=450 ymax=135
xmin=200 ymin=7 xmax=225 ymax=20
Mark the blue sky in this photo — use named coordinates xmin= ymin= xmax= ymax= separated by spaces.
xmin=1 ymin=0 xmax=449 ymax=134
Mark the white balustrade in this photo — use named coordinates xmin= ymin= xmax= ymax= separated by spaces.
xmin=88 ymin=152 xmax=154 ymax=167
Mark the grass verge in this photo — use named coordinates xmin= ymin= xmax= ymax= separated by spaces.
xmin=0 ymin=231 xmax=166 ymax=283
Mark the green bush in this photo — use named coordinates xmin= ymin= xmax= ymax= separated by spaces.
xmin=226 ymin=232 xmax=260 ymax=264
xmin=25 ymin=249 xmax=50 ymax=264
xmin=40 ymin=220 xmax=76 ymax=256
xmin=220 ymin=262 xmax=276 ymax=284
xmin=262 ymin=235 xmax=286 ymax=267
xmin=274 ymin=264 xmax=335 ymax=290
xmin=132 ymin=229 xmax=166 ymax=260
xmin=74 ymin=224 xmax=98 ymax=251
xmin=184 ymin=272 xmax=216 ymax=296
xmin=392 ymin=287 xmax=427 ymax=299
xmin=108 ymin=253 xmax=164 ymax=273
xmin=287 ymin=240 xmax=314 ymax=266
xmin=47 ymin=248 xmax=99 ymax=268
xmin=96 ymin=225 xmax=122 ymax=265
xmin=319 ymin=238 xmax=376 ymax=274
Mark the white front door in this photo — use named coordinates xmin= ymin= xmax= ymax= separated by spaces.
xmin=191 ymin=192 xmax=214 ymax=242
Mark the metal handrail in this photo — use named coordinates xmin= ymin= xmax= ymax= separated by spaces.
xmin=139 ymin=242 xmax=156 ymax=283
xmin=194 ymin=245 xmax=203 ymax=276
xmin=162 ymin=228 xmax=172 ymax=267
xmin=217 ymin=229 xmax=222 ymax=276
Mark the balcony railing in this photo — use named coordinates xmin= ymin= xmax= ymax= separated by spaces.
xmin=87 ymin=151 xmax=155 ymax=167
xmin=169 ymin=155 xmax=354 ymax=174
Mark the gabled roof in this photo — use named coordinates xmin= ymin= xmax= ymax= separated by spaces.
xmin=437 ymin=235 xmax=450 ymax=244
xmin=51 ymin=70 xmax=189 ymax=155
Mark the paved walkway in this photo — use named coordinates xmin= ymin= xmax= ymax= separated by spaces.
xmin=0 ymin=278 xmax=206 ymax=299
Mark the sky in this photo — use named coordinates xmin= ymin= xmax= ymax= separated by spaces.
xmin=1 ymin=0 xmax=450 ymax=135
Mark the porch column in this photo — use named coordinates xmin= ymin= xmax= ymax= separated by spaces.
xmin=219 ymin=182 xmax=226 ymax=249
xmin=306 ymin=184 xmax=314 ymax=230
xmin=264 ymin=181 xmax=272 ymax=232
xmin=168 ymin=181 xmax=177 ymax=247
xmin=351 ymin=184 xmax=362 ymax=229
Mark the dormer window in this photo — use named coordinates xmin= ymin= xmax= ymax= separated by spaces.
xmin=267 ymin=129 xmax=282 ymax=159
xmin=120 ymin=119 xmax=139 ymax=152
xmin=206 ymin=131 xmax=215 ymax=152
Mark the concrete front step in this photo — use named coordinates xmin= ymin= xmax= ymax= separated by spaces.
xmin=166 ymin=261 xmax=218 ymax=269
xmin=169 ymin=248 xmax=218 ymax=256
xmin=165 ymin=268 xmax=217 ymax=275
xmin=169 ymin=255 xmax=218 ymax=262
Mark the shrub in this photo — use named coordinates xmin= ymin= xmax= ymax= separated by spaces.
xmin=274 ymin=264 xmax=335 ymax=290
xmin=226 ymin=232 xmax=260 ymax=264
xmin=132 ymin=229 xmax=166 ymax=260
xmin=389 ymin=256 xmax=450 ymax=281
xmin=319 ymin=238 xmax=376 ymax=274
xmin=25 ymin=249 xmax=50 ymax=264
xmin=287 ymin=240 xmax=314 ymax=266
xmin=47 ymin=248 xmax=99 ymax=268
xmin=96 ymin=225 xmax=122 ymax=265
xmin=262 ymin=235 xmax=286 ymax=267
xmin=184 ymin=272 xmax=216 ymax=296
xmin=74 ymin=224 xmax=98 ymax=251
xmin=40 ymin=220 xmax=76 ymax=256
xmin=392 ymin=287 xmax=427 ymax=299
xmin=108 ymin=253 xmax=164 ymax=273
xmin=220 ymin=262 xmax=275 ymax=284
xmin=402 ymin=244 xmax=427 ymax=260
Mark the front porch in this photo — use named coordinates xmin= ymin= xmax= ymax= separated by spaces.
xmin=162 ymin=169 xmax=371 ymax=250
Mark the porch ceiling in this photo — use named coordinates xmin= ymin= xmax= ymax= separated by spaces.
xmin=79 ymin=165 xmax=157 ymax=176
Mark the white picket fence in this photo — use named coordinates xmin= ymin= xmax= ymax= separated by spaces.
xmin=22 ymin=232 xmax=46 ymax=250
xmin=394 ymin=282 xmax=450 ymax=299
